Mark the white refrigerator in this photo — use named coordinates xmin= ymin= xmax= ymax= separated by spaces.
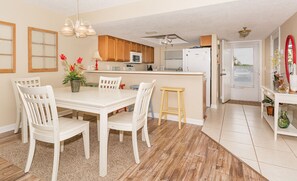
xmin=183 ymin=48 xmax=211 ymax=107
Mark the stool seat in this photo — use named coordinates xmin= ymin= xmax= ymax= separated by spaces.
xmin=158 ymin=87 xmax=186 ymax=129
xmin=160 ymin=87 xmax=185 ymax=92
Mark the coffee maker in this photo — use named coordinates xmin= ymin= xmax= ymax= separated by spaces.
xmin=147 ymin=64 xmax=153 ymax=71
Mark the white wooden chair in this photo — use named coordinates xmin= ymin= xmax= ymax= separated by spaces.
xmin=107 ymin=80 xmax=155 ymax=163
xmin=79 ymin=76 xmax=122 ymax=141
xmin=11 ymin=77 xmax=40 ymax=133
xmin=17 ymin=84 xmax=90 ymax=181
xmin=99 ymin=76 xmax=122 ymax=89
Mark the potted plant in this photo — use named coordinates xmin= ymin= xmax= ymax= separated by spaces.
xmin=262 ymin=95 xmax=274 ymax=116
xmin=59 ymin=54 xmax=86 ymax=92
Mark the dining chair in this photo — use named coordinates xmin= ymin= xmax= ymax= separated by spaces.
xmin=11 ymin=77 xmax=40 ymax=133
xmin=17 ymin=84 xmax=90 ymax=181
xmin=107 ymin=80 xmax=155 ymax=163
xmin=79 ymin=76 xmax=122 ymax=141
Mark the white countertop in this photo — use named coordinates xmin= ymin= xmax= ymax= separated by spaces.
xmin=85 ymin=70 xmax=205 ymax=76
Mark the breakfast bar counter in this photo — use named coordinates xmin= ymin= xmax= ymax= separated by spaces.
xmin=85 ymin=70 xmax=206 ymax=125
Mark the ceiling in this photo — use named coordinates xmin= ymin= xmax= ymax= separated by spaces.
xmin=23 ymin=0 xmax=297 ymax=47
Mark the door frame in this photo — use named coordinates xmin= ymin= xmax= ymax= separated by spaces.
xmin=220 ymin=40 xmax=262 ymax=102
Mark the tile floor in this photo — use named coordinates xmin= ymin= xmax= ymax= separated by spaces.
xmin=202 ymin=103 xmax=297 ymax=181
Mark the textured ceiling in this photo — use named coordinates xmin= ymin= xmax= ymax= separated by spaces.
xmin=23 ymin=0 xmax=297 ymax=46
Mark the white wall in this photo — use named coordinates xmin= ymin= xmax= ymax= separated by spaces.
xmin=0 ymin=1 xmax=91 ymax=127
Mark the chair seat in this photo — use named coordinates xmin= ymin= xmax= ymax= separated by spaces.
xmin=34 ymin=118 xmax=89 ymax=143
xmin=108 ymin=112 xmax=145 ymax=131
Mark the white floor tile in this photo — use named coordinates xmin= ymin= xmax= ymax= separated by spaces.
xmin=222 ymin=123 xmax=250 ymax=134
xmin=220 ymin=140 xmax=257 ymax=160
xmin=282 ymin=135 xmax=297 ymax=157
xmin=252 ymin=135 xmax=291 ymax=152
xmin=202 ymin=127 xmax=221 ymax=142
xmin=221 ymin=131 xmax=253 ymax=145
xmin=255 ymin=147 xmax=297 ymax=169
xmin=259 ymin=162 xmax=297 ymax=181
xmin=241 ymin=158 xmax=260 ymax=172
xmin=223 ymin=118 xmax=248 ymax=126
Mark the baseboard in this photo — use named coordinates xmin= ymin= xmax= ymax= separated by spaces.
xmin=152 ymin=113 xmax=204 ymax=126
xmin=0 ymin=123 xmax=15 ymax=134
xmin=211 ymin=104 xmax=218 ymax=109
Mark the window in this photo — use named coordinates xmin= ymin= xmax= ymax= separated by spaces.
xmin=0 ymin=21 xmax=16 ymax=73
xmin=232 ymin=48 xmax=254 ymax=88
xmin=28 ymin=27 xmax=58 ymax=72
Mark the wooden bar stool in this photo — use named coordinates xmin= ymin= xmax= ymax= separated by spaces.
xmin=158 ymin=87 xmax=186 ymax=129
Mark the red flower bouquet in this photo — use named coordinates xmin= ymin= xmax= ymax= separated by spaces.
xmin=60 ymin=54 xmax=86 ymax=85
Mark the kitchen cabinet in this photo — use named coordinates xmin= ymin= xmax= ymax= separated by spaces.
xmin=131 ymin=42 xmax=137 ymax=52
xmin=144 ymin=46 xmax=154 ymax=63
xmin=123 ymin=40 xmax=131 ymax=62
xmin=137 ymin=44 xmax=142 ymax=53
xmin=98 ymin=35 xmax=154 ymax=63
xmin=116 ymin=39 xmax=124 ymax=61
xmin=200 ymin=35 xmax=212 ymax=47
xmin=99 ymin=35 xmax=116 ymax=61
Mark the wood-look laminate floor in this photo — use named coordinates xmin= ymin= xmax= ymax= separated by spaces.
xmin=0 ymin=132 xmax=39 ymax=181
xmin=0 ymin=119 xmax=267 ymax=180
xmin=120 ymin=120 xmax=267 ymax=180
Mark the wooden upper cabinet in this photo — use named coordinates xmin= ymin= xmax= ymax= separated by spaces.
xmin=130 ymin=42 xmax=137 ymax=52
xmin=144 ymin=46 xmax=154 ymax=63
xmin=116 ymin=39 xmax=124 ymax=61
xmin=123 ymin=40 xmax=131 ymax=62
xmin=200 ymin=35 xmax=212 ymax=47
xmin=99 ymin=35 xmax=116 ymax=61
xmin=141 ymin=45 xmax=146 ymax=62
xmin=136 ymin=44 xmax=142 ymax=53
xmin=98 ymin=35 xmax=153 ymax=63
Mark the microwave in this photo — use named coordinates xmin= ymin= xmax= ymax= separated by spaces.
xmin=130 ymin=52 xmax=142 ymax=63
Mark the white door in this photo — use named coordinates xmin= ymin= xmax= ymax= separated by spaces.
xmin=221 ymin=40 xmax=232 ymax=103
xmin=230 ymin=41 xmax=260 ymax=102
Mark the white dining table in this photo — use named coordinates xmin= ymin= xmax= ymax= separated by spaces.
xmin=22 ymin=86 xmax=137 ymax=177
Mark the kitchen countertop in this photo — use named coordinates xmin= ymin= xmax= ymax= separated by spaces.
xmin=85 ymin=70 xmax=205 ymax=76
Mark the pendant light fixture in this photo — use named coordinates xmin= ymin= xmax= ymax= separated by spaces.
xmin=61 ymin=0 xmax=96 ymax=38
xmin=238 ymin=27 xmax=251 ymax=38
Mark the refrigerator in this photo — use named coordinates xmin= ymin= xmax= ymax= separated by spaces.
xmin=183 ymin=48 xmax=211 ymax=107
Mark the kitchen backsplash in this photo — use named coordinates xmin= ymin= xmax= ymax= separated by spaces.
xmin=87 ymin=61 xmax=147 ymax=71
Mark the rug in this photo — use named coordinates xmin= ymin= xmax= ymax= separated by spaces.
xmin=0 ymin=117 xmax=147 ymax=181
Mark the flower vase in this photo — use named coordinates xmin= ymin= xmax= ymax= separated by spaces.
xmin=278 ymin=110 xmax=290 ymax=128
xmin=70 ymin=80 xmax=81 ymax=92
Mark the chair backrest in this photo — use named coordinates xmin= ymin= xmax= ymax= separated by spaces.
xmin=99 ymin=76 xmax=122 ymax=89
xmin=132 ymin=80 xmax=156 ymax=126
xmin=11 ymin=77 xmax=41 ymax=107
xmin=17 ymin=84 xmax=59 ymax=134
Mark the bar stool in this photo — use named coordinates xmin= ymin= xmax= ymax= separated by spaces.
xmin=158 ymin=87 xmax=186 ymax=129
xmin=130 ymin=85 xmax=154 ymax=119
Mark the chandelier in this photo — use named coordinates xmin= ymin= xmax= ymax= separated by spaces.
xmin=238 ymin=27 xmax=251 ymax=38
xmin=61 ymin=0 xmax=96 ymax=38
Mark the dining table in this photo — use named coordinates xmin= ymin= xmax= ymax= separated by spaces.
xmin=21 ymin=86 xmax=138 ymax=177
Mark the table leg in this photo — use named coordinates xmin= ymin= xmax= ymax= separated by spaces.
xmin=274 ymin=99 xmax=279 ymax=141
xmin=22 ymin=107 xmax=28 ymax=143
xmin=99 ymin=112 xmax=108 ymax=177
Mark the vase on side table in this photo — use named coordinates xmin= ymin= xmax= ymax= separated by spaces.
xmin=70 ymin=80 xmax=81 ymax=92
xmin=278 ymin=110 xmax=290 ymax=128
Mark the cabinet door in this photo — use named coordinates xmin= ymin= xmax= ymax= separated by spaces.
xmin=145 ymin=46 xmax=152 ymax=63
xmin=137 ymin=44 xmax=142 ymax=53
xmin=107 ymin=36 xmax=116 ymax=61
xmin=141 ymin=45 xmax=146 ymax=63
xmin=123 ymin=40 xmax=131 ymax=62
xmin=116 ymin=39 xmax=124 ymax=61
xmin=131 ymin=42 xmax=137 ymax=52
xmin=149 ymin=47 xmax=154 ymax=63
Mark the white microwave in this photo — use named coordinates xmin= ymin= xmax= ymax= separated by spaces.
xmin=130 ymin=52 xmax=142 ymax=63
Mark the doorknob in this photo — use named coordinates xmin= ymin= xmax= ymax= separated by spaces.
xmin=220 ymin=73 xmax=227 ymax=76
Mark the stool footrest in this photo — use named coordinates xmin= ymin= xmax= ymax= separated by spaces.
xmin=161 ymin=107 xmax=185 ymax=115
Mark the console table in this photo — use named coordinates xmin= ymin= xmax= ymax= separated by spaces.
xmin=261 ymin=86 xmax=297 ymax=140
